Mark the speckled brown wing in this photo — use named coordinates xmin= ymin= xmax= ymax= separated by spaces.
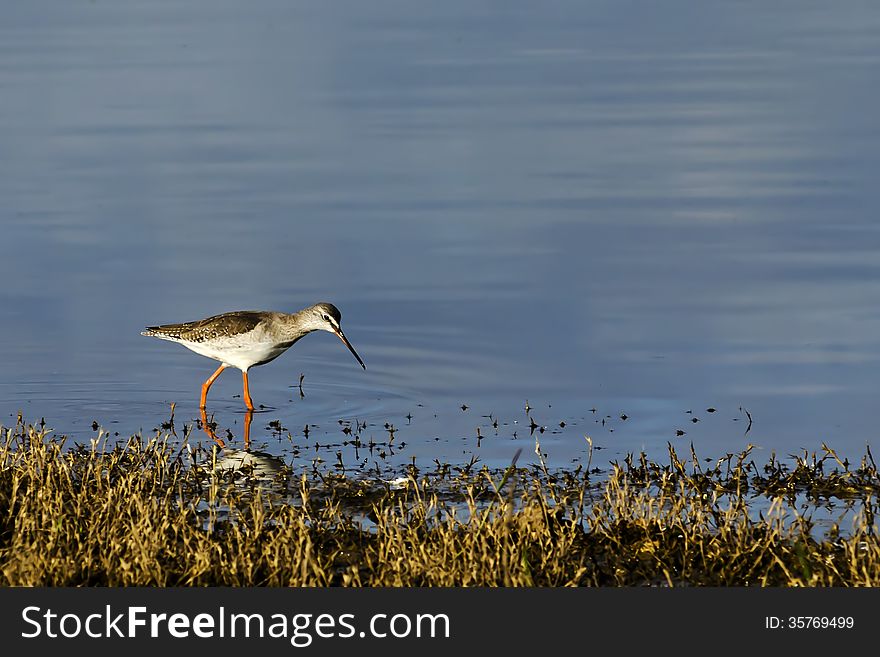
xmin=141 ymin=311 xmax=266 ymax=343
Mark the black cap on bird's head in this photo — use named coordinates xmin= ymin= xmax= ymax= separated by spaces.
xmin=308 ymin=302 xmax=365 ymax=370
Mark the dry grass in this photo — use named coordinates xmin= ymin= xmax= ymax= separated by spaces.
xmin=1 ymin=417 xmax=878 ymax=586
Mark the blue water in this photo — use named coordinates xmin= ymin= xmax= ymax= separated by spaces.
xmin=2 ymin=0 xmax=880 ymax=479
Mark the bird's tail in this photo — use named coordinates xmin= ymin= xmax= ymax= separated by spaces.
xmin=141 ymin=326 xmax=183 ymax=341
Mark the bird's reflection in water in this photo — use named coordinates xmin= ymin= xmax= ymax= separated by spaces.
xmin=200 ymin=407 xmax=289 ymax=495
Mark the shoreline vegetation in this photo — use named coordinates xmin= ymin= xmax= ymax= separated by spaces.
xmin=1 ymin=416 xmax=878 ymax=586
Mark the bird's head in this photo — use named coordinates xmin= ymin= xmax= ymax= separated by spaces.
xmin=306 ymin=302 xmax=366 ymax=370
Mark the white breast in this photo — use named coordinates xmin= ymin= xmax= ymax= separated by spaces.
xmin=178 ymin=330 xmax=296 ymax=371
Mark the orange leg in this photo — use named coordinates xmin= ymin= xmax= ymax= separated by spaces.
xmin=242 ymin=370 xmax=255 ymax=411
xmin=200 ymin=364 xmax=227 ymax=409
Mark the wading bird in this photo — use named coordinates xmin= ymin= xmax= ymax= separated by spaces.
xmin=141 ymin=302 xmax=365 ymax=410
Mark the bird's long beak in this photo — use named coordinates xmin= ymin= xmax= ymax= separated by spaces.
xmin=335 ymin=328 xmax=366 ymax=370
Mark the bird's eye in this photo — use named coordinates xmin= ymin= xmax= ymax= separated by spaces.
xmin=322 ymin=314 xmax=330 ymax=321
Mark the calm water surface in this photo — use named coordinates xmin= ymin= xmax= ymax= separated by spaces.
xmin=2 ymin=1 xmax=880 ymax=478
